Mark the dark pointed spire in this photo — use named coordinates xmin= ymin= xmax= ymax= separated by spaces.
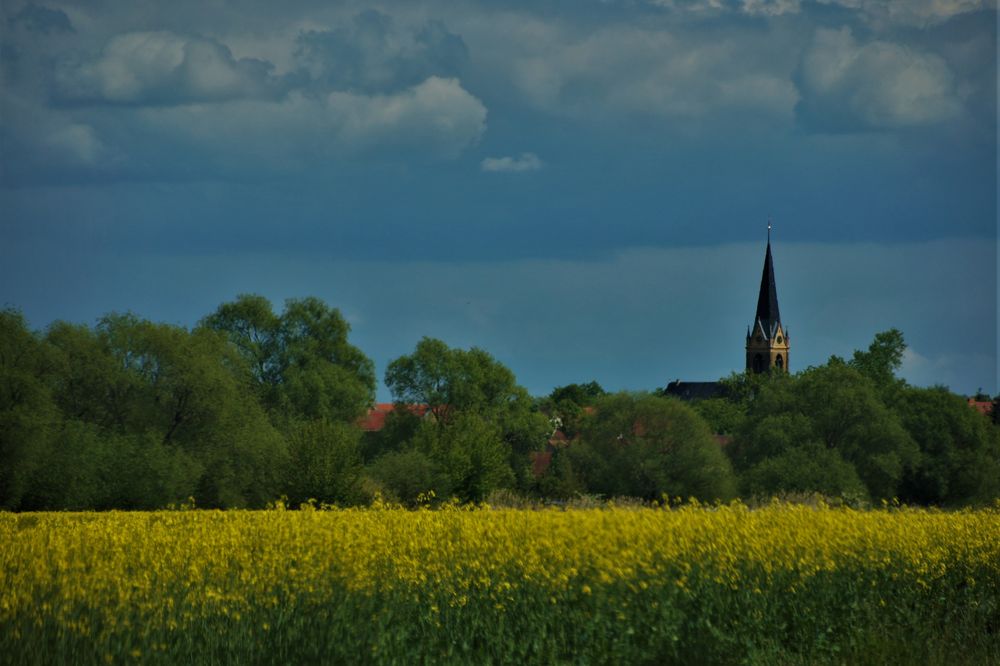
xmin=753 ymin=225 xmax=781 ymax=339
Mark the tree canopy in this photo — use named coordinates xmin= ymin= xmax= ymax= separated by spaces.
xmin=384 ymin=337 xmax=530 ymax=427
xmin=1 ymin=297 xmax=376 ymax=510
xmin=722 ymin=329 xmax=1000 ymax=506
xmin=2 ymin=305 xmax=996 ymax=511
xmin=569 ymin=393 xmax=738 ymax=501
xmin=378 ymin=338 xmax=548 ymax=503
xmin=202 ymin=295 xmax=375 ymax=424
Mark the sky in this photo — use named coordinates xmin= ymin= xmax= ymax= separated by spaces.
xmin=1 ymin=0 xmax=997 ymax=399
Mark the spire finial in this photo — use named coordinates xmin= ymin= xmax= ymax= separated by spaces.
xmin=767 ymin=216 xmax=772 ymax=243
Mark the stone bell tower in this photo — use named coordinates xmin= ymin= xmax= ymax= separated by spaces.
xmin=746 ymin=224 xmax=789 ymax=373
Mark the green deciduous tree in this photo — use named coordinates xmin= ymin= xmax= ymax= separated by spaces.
xmin=409 ymin=412 xmax=514 ymax=503
xmin=3 ymin=297 xmax=383 ymax=510
xmin=368 ymin=449 xmax=450 ymax=505
xmin=730 ymin=359 xmax=918 ymax=501
xmin=196 ymin=294 xmax=279 ymax=389
xmin=360 ymin=406 xmax=425 ymax=463
xmin=45 ymin=320 xmax=130 ymax=430
xmin=741 ymin=443 xmax=868 ymax=502
xmin=385 ymin=338 xmax=523 ymax=426
xmin=692 ymin=398 xmax=747 ymax=436
xmin=575 ymin=393 xmax=738 ymax=501
xmin=383 ymin=337 xmax=548 ymax=496
xmin=896 ymin=386 xmax=1000 ymax=505
xmin=849 ymin=328 xmax=906 ymax=384
xmin=0 ymin=309 xmax=58 ymax=509
xmin=202 ymin=295 xmax=375 ymax=424
xmin=285 ymin=420 xmax=365 ymax=506
xmin=46 ymin=312 xmax=287 ymax=508
xmin=539 ymin=381 xmax=605 ymax=439
xmin=549 ymin=381 xmax=606 ymax=407
xmin=847 ymin=327 xmax=907 ymax=404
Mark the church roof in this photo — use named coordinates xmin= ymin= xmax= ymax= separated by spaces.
xmin=752 ymin=239 xmax=781 ymax=338
xmin=663 ymin=381 xmax=728 ymax=401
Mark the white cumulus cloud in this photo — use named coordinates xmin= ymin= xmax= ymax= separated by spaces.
xmin=739 ymin=0 xmax=802 ymax=17
xmin=140 ymin=76 xmax=487 ymax=160
xmin=42 ymin=123 xmax=106 ymax=165
xmin=1 ymin=93 xmax=112 ymax=171
xmin=481 ymin=152 xmax=543 ymax=172
xmin=488 ymin=21 xmax=799 ymax=122
xmin=648 ymin=0 xmax=988 ymax=24
xmin=328 ymin=76 xmax=487 ymax=155
xmin=45 ymin=27 xmax=485 ymax=163
xmin=797 ymin=27 xmax=962 ymax=130
xmin=56 ymin=31 xmax=281 ymax=104
xmin=817 ymin=0 xmax=991 ymax=27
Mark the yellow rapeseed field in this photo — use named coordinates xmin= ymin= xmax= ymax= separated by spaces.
xmin=2 ymin=502 xmax=999 ymax=664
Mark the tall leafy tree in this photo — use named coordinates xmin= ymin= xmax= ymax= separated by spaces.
xmin=0 ymin=310 xmax=58 ymax=509
xmin=385 ymin=337 xmax=547 ymax=433
xmin=741 ymin=443 xmax=868 ymax=500
xmin=410 ymin=412 xmax=514 ymax=503
xmin=368 ymin=448 xmax=449 ymax=505
xmin=541 ymin=381 xmax=605 ymax=438
xmin=197 ymin=294 xmax=280 ymax=390
xmin=896 ymin=386 xmax=1000 ymax=505
xmin=849 ymin=328 xmax=906 ymax=382
xmin=384 ymin=338 xmax=548 ymax=498
xmin=45 ymin=320 xmax=132 ymax=430
xmin=848 ymin=327 xmax=908 ymax=404
xmin=549 ymin=381 xmax=606 ymax=407
xmin=731 ymin=360 xmax=918 ymax=501
xmin=285 ymin=419 xmax=365 ymax=506
xmin=575 ymin=393 xmax=738 ymax=501
xmin=46 ymin=313 xmax=287 ymax=508
xmin=386 ymin=338 xmax=513 ymax=425
xmin=202 ymin=295 xmax=375 ymax=424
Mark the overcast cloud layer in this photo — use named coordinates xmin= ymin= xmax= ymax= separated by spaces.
xmin=1 ymin=0 xmax=996 ymax=394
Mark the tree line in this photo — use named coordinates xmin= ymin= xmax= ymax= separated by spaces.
xmin=1 ymin=296 xmax=998 ymax=510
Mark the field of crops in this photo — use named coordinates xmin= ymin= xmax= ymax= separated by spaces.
xmin=2 ymin=502 xmax=999 ymax=665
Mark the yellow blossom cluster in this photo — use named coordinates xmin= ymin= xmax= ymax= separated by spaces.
xmin=2 ymin=502 xmax=998 ymax=664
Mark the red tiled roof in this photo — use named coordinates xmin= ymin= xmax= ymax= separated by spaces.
xmin=359 ymin=403 xmax=431 ymax=432
xmin=360 ymin=407 xmax=390 ymax=432
xmin=714 ymin=434 xmax=734 ymax=447
xmin=531 ymin=450 xmax=553 ymax=477
xmin=968 ymin=399 xmax=994 ymax=417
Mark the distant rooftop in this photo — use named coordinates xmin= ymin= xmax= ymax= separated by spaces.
xmin=967 ymin=398 xmax=994 ymax=417
xmin=359 ymin=403 xmax=431 ymax=432
xmin=663 ymin=381 xmax=728 ymax=401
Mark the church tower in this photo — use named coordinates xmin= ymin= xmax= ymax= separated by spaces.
xmin=746 ymin=225 xmax=789 ymax=373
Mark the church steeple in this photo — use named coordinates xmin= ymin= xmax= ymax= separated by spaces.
xmin=754 ymin=235 xmax=781 ymax=338
xmin=746 ymin=223 xmax=789 ymax=373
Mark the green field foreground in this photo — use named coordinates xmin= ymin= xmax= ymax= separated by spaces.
xmin=2 ymin=503 xmax=999 ymax=665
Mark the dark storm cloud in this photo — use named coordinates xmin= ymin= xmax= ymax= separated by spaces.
xmin=1 ymin=0 xmax=993 ymax=183
xmin=9 ymin=3 xmax=73 ymax=34
xmin=0 ymin=5 xmax=486 ymax=184
xmin=0 ymin=0 xmax=995 ymax=394
xmin=46 ymin=9 xmax=468 ymax=107
xmin=294 ymin=10 xmax=468 ymax=94
xmin=53 ymin=32 xmax=287 ymax=106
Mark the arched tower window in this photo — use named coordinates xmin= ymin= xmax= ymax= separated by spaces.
xmin=752 ymin=354 xmax=763 ymax=373
xmin=775 ymin=354 xmax=784 ymax=370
